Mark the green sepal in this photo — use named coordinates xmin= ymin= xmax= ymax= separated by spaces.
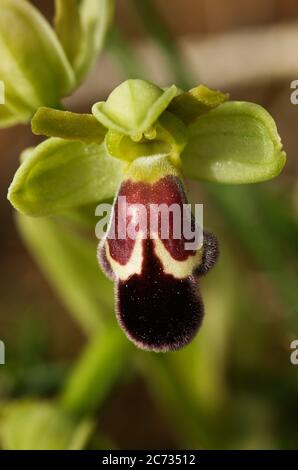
xmin=0 ymin=0 xmax=75 ymax=125
xmin=8 ymin=138 xmax=124 ymax=216
xmin=169 ymin=84 xmax=229 ymax=124
xmin=32 ymin=107 xmax=106 ymax=144
xmin=182 ymin=101 xmax=286 ymax=184
xmin=92 ymin=79 xmax=178 ymax=137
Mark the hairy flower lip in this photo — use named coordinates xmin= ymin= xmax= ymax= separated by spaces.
xmin=98 ymin=163 xmax=219 ymax=352
xmin=115 ymin=239 xmax=204 ymax=353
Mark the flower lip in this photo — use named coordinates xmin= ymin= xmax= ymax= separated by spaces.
xmin=116 ymin=239 xmax=204 ymax=353
xmin=97 ymin=166 xmax=219 ymax=352
xmin=92 ymin=79 xmax=178 ymax=137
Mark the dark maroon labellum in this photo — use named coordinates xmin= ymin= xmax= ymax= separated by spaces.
xmin=98 ymin=174 xmax=218 ymax=352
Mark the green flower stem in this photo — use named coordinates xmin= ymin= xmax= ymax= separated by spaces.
xmin=17 ymin=214 xmax=131 ymax=425
xmin=136 ymin=353 xmax=209 ymax=448
xmin=131 ymin=0 xmax=194 ymax=89
xmin=60 ymin=325 xmax=130 ymax=418
xmin=32 ymin=108 xmax=106 ymax=144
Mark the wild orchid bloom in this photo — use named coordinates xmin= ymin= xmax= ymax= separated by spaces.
xmin=98 ymin=155 xmax=218 ymax=351
xmin=8 ymin=79 xmax=286 ymax=351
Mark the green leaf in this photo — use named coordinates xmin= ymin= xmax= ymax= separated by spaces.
xmin=0 ymin=0 xmax=75 ymax=125
xmin=8 ymin=138 xmax=124 ymax=216
xmin=92 ymin=79 xmax=177 ymax=138
xmin=32 ymin=107 xmax=106 ymax=144
xmin=0 ymin=401 xmax=92 ymax=450
xmin=54 ymin=0 xmax=82 ymax=67
xmin=182 ymin=101 xmax=286 ymax=184
xmin=74 ymin=0 xmax=114 ymax=82
xmin=16 ymin=215 xmax=114 ymax=334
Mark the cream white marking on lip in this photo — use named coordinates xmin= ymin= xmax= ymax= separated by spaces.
xmin=153 ymin=238 xmax=203 ymax=279
xmin=105 ymin=232 xmax=144 ymax=281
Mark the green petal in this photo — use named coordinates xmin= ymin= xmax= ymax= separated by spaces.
xmin=0 ymin=0 xmax=75 ymax=124
xmin=74 ymin=0 xmax=114 ymax=82
xmin=8 ymin=138 xmax=124 ymax=216
xmin=32 ymin=107 xmax=106 ymax=144
xmin=169 ymin=84 xmax=229 ymax=124
xmin=92 ymin=79 xmax=177 ymax=137
xmin=0 ymin=401 xmax=92 ymax=450
xmin=182 ymin=101 xmax=286 ymax=184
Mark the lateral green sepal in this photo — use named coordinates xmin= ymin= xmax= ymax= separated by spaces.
xmin=8 ymin=138 xmax=124 ymax=216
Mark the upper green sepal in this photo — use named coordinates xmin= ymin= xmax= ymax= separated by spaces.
xmin=0 ymin=0 xmax=75 ymax=126
xmin=8 ymin=138 xmax=124 ymax=216
xmin=92 ymin=79 xmax=178 ymax=138
xmin=181 ymin=101 xmax=286 ymax=184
